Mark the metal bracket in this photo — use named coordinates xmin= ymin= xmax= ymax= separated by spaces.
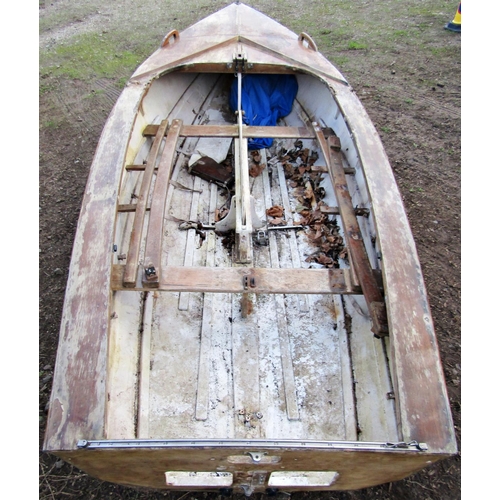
xmin=247 ymin=451 xmax=267 ymax=463
xmin=241 ymin=470 xmax=267 ymax=497
xmin=144 ymin=265 xmax=157 ymax=280
xmin=385 ymin=440 xmax=428 ymax=451
xmin=253 ymin=230 xmax=269 ymax=246
xmin=231 ymin=46 xmax=252 ymax=72
xmin=243 ymin=275 xmax=257 ymax=290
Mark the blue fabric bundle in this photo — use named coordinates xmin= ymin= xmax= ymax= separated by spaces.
xmin=230 ymin=74 xmax=298 ymax=150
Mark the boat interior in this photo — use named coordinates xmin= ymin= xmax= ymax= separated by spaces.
xmin=106 ymin=70 xmax=400 ymax=445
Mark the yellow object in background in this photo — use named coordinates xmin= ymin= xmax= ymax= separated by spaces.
xmin=445 ymin=2 xmax=461 ymax=32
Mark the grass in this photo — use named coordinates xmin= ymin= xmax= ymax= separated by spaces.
xmin=39 ymin=3 xmax=99 ymax=33
xmin=40 ymin=0 xmax=458 ymax=87
xmin=84 ymin=88 xmax=106 ymax=99
xmin=347 ymin=40 xmax=367 ymax=50
xmin=39 ymin=82 xmax=54 ymax=96
xmin=44 ymin=120 xmax=60 ymax=129
xmin=40 ymin=32 xmax=147 ymax=80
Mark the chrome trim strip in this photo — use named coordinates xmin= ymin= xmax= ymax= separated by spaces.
xmin=77 ymin=438 xmax=427 ymax=452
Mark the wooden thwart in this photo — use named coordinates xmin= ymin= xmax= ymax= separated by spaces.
xmin=112 ymin=264 xmax=382 ymax=295
xmin=143 ymin=123 xmax=316 ymax=139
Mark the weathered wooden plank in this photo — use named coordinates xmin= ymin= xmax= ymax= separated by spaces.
xmin=142 ymin=119 xmax=183 ymax=286
xmin=344 ymin=295 xmax=398 ymax=441
xmin=328 ymin=135 xmax=387 ymax=336
xmin=262 ymin=160 xmax=299 ymax=421
xmin=43 ymin=82 xmax=147 ymax=452
xmin=137 ymin=291 xmax=154 ymax=438
xmin=178 ymin=174 xmax=203 ymax=310
xmin=143 ymin=123 xmax=316 ymax=139
xmin=194 ymin=183 xmax=218 ymax=421
xmin=314 ymin=126 xmax=387 ymax=337
xmin=231 ymin=318 xmax=261 ymax=438
xmin=194 ymin=291 xmax=213 ymax=420
xmin=123 ymin=119 xmax=169 ymax=287
xmin=276 ymin=157 xmax=309 ymax=313
xmin=105 ymin=291 xmax=142 ymax=439
xmin=332 ymin=295 xmax=357 ymax=440
xmin=112 ymin=264 xmax=373 ymax=294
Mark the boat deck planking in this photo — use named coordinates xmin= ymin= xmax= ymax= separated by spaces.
xmin=105 ymin=72 xmax=398 ymax=445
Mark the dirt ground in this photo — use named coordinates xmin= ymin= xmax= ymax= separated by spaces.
xmin=39 ymin=1 xmax=461 ymax=498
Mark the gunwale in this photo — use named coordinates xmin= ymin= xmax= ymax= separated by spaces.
xmin=44 ymin=1 xmax=457 ymax=491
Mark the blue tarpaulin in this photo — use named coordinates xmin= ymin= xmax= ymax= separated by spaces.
xmin=230 ymin=74 xmax=298 ymax=150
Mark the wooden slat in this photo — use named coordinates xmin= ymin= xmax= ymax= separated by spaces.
xmin=194 ymin=183 xmax=218 ymax=421
xmin=137 ymin=292 xmax=154 ymax=438
xmin=142 ymin=119 xmax=183 ymax=286
xmin=262 ymin=159 xmax=299 ymax=420
xmin=178 ymin=174 xmax=203 ymax=310
xmin=113 ymin=264 xmax=374 ymax=294
xmin=105 ymin=292 xmax=141 ymax=439
xmin=276 ymin=157 xmax=309 ymax=313
xmin=231 ymin=319 xmax=261 ymax=438
xmin=143 ymin=123 xmax=316 ymax=139
xmin=314 ymin=126 xmax=388 ymax=337
xmin=123 ymin=119 xmax=169 ymax=287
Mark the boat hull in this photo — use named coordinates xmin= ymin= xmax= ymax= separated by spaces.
xmin=44 ymin=2 xmax=456 ymax=493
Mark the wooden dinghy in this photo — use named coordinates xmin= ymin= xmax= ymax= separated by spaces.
xmin=44 ymin=2 xmax=456 ymax=494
